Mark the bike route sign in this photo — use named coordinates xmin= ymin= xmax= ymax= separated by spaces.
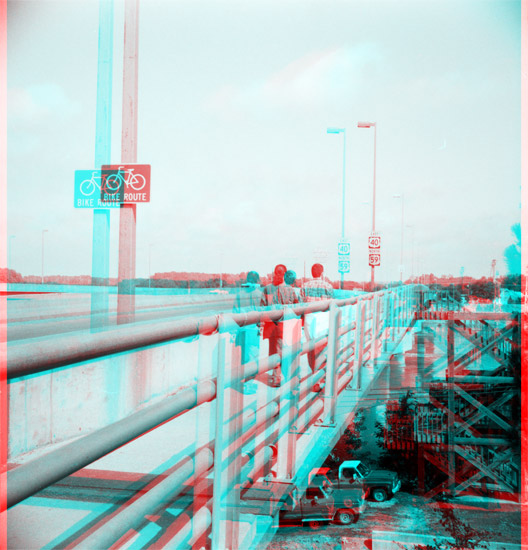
xmin=74 ymin=165 xmax=151 ymax=208
xmin=102 ymin=165 xmax=150 ymax=203
xmin=74 ymin=170 xmax=121 ymax=208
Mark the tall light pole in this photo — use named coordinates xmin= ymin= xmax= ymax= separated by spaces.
xmin=327 ymin=127 xmax=346 ymax=289
xmin=117 ymin=0 xmax=140 ymax=324
xmin=41 ymin=229 xmax=48 ymax=284
xmin=8 ymin=235 xmax=15 ymax=273
xmin=406 ymin=224 xmax=415 ymax=280
xmin=358 ymin=121 xmax=377 ymax=290
xmin=148 ymin=243 xmax=153 ymax=289
xmin=393 ymin=194 xmax=404 ymax=283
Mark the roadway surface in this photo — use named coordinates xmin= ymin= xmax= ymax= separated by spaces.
xmin=5 ymin=286 xmax=363 ymax=341
xmin=5 ymin=289 xmax=237 ymax=341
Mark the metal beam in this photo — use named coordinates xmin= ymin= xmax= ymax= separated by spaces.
xmin=453 ymin=385 xmax=513 ymax=432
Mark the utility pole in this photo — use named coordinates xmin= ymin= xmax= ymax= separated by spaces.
xmin=117 ymin=0 xmax=139 ymax=324
xmin=90 ymin=0 xmax=114 ymax=329
xmin=41 ymin=229 xmax=48 ymax=284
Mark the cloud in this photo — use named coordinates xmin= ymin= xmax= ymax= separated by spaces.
xmin=8 ymin=83 xmax=81 ymax=126
xmin=204 ymin=43 xmax=385 ymax=115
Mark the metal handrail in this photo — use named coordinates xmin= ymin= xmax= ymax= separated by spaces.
xmin=6 ymin=284 xmax=419 ymax=550
xmin=7 ymin=294 xmax=367 ymax=379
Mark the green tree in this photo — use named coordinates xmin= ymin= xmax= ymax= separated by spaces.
xmin=504 ymin=223 xmax=521 ymax=275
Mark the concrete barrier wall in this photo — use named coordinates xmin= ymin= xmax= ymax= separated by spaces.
xmin=8 ymin=329 xmax=226 ymax=462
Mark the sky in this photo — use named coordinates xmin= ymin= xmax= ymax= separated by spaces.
xmin=7 ymin=0 xmax=522 ymax=282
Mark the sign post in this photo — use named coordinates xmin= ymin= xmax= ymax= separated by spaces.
xmin=90 ymin=0 xmax=114 ymax=329
xmin=117 ymin=0 xmax=140 ymax=324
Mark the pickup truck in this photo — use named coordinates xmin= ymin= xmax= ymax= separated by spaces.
xmin=312 ymin=460 xmax=401 ymax=503
xmin=279 ymin=478 xmax=366 ymax=526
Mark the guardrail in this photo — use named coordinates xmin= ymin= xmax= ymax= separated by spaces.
xmin=6 ymin=284 xmax=422 ymax=548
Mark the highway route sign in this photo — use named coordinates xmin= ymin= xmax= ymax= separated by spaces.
xmin=368 ymin=235 xmax=381 ymax=248
xmin=337 ymin=242 xmax=350 ymax=255
xmin=369 ymin=253 xmax=381 ymax=267
xmin=338 ymin=259 xmax=350 ymax=273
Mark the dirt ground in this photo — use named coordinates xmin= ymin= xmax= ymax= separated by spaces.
xmin=264 ymin=492 xmax=522 ymax=550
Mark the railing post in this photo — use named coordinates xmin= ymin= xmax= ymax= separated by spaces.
xmin=322 ymin=302 xmax=341 ymax=425
xmin=275 ymin=309 xmax=302 ymax=480
xmin=394 ymin=288 xmax=403 ymax=335
xmin=338 ymin=305 xmax=349 ymax=373
xmin=382 ymin=293 xmax=390 ymax=351
xmin=354 ymin=301 xmax=366 ymax=389
xmin=389 ymin=293 xmax=395 ymax=342
xmin=405 ymin=286 xmax=410 ymax=325
xmin=192 ymin=324 xmax=220 ymax=547
xmin=372 ymin=295 xmax=381 ymax=361
xmin=211 ymin=315 xmax=243 ymax=550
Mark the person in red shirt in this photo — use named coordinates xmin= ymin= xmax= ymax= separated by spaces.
xmin=260 ymin=264 xmax=299 ymax=386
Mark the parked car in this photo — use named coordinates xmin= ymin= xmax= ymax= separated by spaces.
xmin=279 ymin=477 xmax=366 ymax=526
xmin=335 ymin=460 xmax=401 ymax=502
xmin=241 ymin=477 xmax=366 ymax=527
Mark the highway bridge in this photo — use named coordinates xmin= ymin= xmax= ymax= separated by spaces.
xmin=4 ymin=285 xmax=521 ymax=549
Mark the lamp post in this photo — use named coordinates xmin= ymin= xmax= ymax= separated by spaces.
xmin=327 ymin=127 xmax=346 ymax=289
xmin=358 ymin=121 xmax=377 ymax=290
xmin=8 ymin=235 xmax=15 ymax=272
xmin=148 ymin=243 xmax=154 ymax=289
xmin=393 ymin=194 xmax=404 ymax=282
xmin=406 ymin=224 xmax=415 ymax=280
xmin=41 ymin=229 xmax=48 ymax=285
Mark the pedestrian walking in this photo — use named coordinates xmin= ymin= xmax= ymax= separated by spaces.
xmin=260 ymin=264 xmax=299 ymax=387
xmin=233 ymin=270 xmax=263 ymax=394
xmin=301 ymin=263 xmax=334 ymax=373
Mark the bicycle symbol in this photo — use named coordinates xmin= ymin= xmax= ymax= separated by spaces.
xmin=80 ymin=167 xmax=146 ymax=197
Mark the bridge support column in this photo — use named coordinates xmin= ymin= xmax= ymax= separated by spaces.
xmin=275 ymin=310 xmax=302 ymax=480
xmin=403 ymin=328 xmax=436 ymax=395
xmin=447 ymin=317 xmax=455 ymax=497
xmin=388 ymin=352 xmax=405 ymax=394
xmin=211 ymin=316 xmax=243 ymax=550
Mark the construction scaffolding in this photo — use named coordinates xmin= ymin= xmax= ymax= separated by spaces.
xmin=384 ymin=304 xmax=520 ymax=501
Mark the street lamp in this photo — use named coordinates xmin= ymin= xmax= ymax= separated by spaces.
xmin=393 ymin=194 xmax=404 ymax=282
xmin=406 ymin=224 xmax=415 ymax=280
xmin=8 ymin=235 xmax=15 ymax=272
xmin=327 ymin=127 xmax=346 ymax=289
xmin=358 ymin=121 xmax=377 ymax=290
xmin=41 ymin=229 xmax=48 ymax=284
xmin=149 ymin=243 xmax=154 ymax=289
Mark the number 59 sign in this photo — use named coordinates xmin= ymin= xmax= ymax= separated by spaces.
xmin=369 ymin=253 xmax=381 ymax=267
